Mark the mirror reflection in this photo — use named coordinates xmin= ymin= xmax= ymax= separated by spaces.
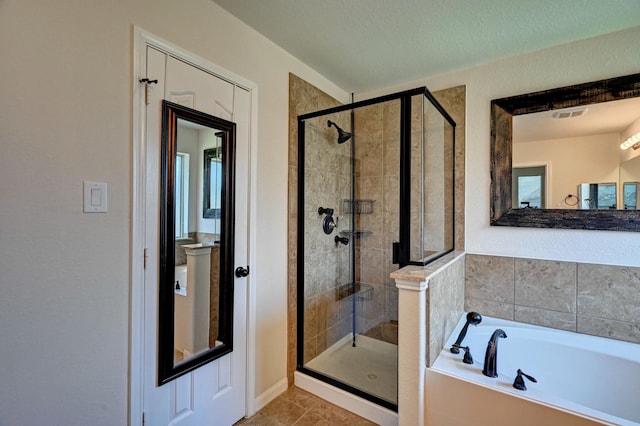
xmin=173 ymin=119 xmax=223 ymax=365
xmin=512 ymin=96 xmax=640 ymax=210
xmin=159 ymin=100 xmax=235 ymax=385
xmin=577 ymin=182 xmax=616 ymax=210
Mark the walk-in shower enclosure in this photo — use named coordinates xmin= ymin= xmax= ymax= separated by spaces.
xmin=297 ymin=87 xmax=456 ymax=410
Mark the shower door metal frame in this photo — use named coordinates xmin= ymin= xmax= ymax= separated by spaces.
xmin=296 ymin=87 xmax=456 ymax=412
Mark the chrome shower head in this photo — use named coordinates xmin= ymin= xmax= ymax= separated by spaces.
xmin=327 ymin=120 xmax=352 ymax=144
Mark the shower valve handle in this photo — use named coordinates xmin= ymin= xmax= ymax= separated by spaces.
xmin=322 ymin=215 xmax=338 ymax=234
xmin=334 ymin=235 xmax=349 ymax=245
xmin=318 ymin=207 xmax=334 ymax=216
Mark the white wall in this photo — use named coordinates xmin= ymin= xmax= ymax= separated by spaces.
xmin=360 ymin=26 xmax=640 ymax=267
xmin=0 ymin=1 xmax=348 ymax=425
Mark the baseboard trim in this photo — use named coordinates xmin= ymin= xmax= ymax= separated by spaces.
xmin=254 ymin=377 xmax=288 ymax=412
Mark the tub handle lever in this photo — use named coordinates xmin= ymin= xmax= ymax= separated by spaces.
xmin=451 ymin=344 xmax=473 ymax=364
xmin=513 ymin=369 xmax=537 ymax=391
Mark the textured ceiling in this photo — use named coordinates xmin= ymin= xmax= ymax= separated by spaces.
xmin=212 ymin=0 xmax=640 ymax=92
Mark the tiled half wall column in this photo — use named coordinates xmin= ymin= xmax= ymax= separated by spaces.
xmin=393 ymin=252 xmax=465 ymax=426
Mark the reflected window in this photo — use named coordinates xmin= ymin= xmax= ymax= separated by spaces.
xmin=597 ymin=183 xmax=616 ymax=209
xmin=204 ymin=144 xmax=223 ymax=220
xmin=624 ymin=182 xmax=639 ymax=209
xmin=209 ymin=159 xmax=221 ymax=215
xmin=175 ymin=152 xmax=190 ymax=239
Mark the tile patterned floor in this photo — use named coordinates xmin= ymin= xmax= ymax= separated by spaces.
xmin=234 ymin=386 xmax=378 ymax=425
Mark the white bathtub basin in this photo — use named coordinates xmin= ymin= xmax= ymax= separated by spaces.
xmin=430 ymin=315 xmax=640 ymax=425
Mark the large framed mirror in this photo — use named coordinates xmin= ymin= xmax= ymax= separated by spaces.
xmin=158 ymin=100 xmax=236 ymax=384
xmin=490 ymin=73 xmax=640 ymax=231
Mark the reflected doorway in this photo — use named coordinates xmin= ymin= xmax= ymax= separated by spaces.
xmin=513 ymin=165 xmax=546 ymax=208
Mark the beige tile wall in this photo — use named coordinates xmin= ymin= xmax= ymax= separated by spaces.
xmin=426 ymin=254 xmax=466 ymax=366
xmin=354 ymin=101 xmax=401 ymax=343
xmin=300 ymin=112 xmax=353 ymax=364
xmin=289 ymin=74 xmax=345 ymax=385
xmin=434 ymin=86 xmax=466 ymax=252
xmin=465 ymin=254 xmax=640 ymax=344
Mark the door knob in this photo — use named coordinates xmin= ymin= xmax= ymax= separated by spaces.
xmin=235 ymin=266 xmax=250 ymax=277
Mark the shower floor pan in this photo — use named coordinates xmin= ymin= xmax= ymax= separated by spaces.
xmin=305 ymin=334 xmax=398 ymax=404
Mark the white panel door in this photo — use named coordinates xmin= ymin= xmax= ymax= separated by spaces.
xmin=142 ymin=47 xmax=249 ymax=426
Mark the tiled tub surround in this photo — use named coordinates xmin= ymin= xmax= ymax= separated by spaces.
xmin=465 ymin=253 xmax=640 ymax=344
xmin=424 ymin=254 xmax=466 ymax=366
xmin=393 ymin=252 xmax=640 ymax=426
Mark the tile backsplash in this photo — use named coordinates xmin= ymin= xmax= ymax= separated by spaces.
xmin=465 ymin=254 xmax=640 ymax=344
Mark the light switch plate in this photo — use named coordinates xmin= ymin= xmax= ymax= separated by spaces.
xmin=83 ymin=181 xmax=108 ymax=213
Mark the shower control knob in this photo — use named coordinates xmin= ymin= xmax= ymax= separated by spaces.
xmin=322 ymin=215 xmax=338 ymax=234
xmin=235 ymin=266 xmax=250 ymax=278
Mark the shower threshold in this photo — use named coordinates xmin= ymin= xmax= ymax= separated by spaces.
xmin=305 ymin=334 xmax=398 ymax=405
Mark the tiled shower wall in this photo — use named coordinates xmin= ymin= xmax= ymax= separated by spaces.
xmin=299 ymin=95 xmax=404 ymax=363
xmin=412 ymin=96 xmax=456 ymax=260
xmin=353 ymin=102 xmax=401 ymax=344
xmin=289 ymin=75 xmax=344 ymax=384
xmin=301 ymin=112 xmax=352 ymax=364
xmin=465 ymin=254 xmax=640 ymax=344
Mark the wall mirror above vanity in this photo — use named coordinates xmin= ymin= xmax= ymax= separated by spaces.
xmin=490 ymin=73 xmax=640 ymax=231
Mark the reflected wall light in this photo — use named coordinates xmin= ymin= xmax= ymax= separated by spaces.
xmin=620 ymin=132 xmax=640 ymax=150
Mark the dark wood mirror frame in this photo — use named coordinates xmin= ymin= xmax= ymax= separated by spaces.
xmin=490 ymin=73 xmax=640 ymax=231
xmin=159 ymin=100 xmax=236 ymax=385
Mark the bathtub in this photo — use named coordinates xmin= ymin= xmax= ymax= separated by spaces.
xmin=175 ymin=264 xmax=187 ymax=296
xmin=428 ymin=315 xmax=640 ymax=426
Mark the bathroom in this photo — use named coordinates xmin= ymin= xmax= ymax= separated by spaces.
xmin=3 ymin=2 xmax=640 ymax=425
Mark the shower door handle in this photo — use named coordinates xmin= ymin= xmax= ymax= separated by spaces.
xmin=235 ymin=266 xmax=250 ymax=278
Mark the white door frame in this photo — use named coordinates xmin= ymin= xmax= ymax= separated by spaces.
xmin=130 ymin=26 xmax=258 ymax=426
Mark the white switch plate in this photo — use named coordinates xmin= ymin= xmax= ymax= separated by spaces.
xmin=83 ymin=181 xmax=108 ymax=213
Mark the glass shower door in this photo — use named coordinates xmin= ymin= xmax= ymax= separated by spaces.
xmin=297 ymin=86 xmax=455 ymax=412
